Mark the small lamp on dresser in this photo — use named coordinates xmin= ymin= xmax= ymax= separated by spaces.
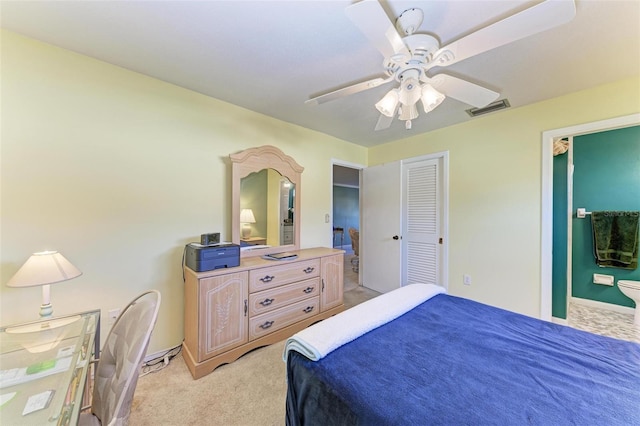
xmin=6 ymin=250 xmax=82 ymax=318
xmin=240 ymin=209 xmax=256 ymax=239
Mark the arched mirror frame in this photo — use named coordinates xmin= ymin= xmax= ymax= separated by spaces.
xmin=230 ymin=145 xmax=304 ymax=258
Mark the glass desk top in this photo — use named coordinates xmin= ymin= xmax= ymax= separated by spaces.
xmin=0 ymin=310 xmax=100 ymax=425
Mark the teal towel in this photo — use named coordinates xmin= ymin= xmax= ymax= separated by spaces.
xmin=591 ymin=211 xmax=639 ymax=269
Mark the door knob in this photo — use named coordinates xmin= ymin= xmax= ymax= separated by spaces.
xmin=393 ymin=235 xmax=400 ymax=240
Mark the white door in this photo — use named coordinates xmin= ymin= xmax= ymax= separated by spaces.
xmin=362 ymin=155 xmax=446 ymax=293
xmin=361 ymin=161 xmax=402 ymax=293
xmin=402 ymin=158 xmax=441 ymax=286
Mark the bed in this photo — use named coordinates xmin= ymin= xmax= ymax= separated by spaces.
xmin=284 ymin=284 xmax=640 ymax=425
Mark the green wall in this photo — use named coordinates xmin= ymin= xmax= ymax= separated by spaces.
xmin=552 ymin=150 xmax=569 ymax=318
xmin=572 ymin=126 xmax=640 ymax=307
xmin=332 ymin=186 xmax=359 ymax=248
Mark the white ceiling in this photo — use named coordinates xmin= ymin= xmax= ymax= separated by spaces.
xmin=1 ymin=1 xmax=638 ymax=147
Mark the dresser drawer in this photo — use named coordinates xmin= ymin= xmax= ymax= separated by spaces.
xmin=249 ymin=278 xmax=319 ymax=316
xmin=249 ymin=297 xmax=320 ymax=340
xmin=249 ymin=259 xmax=320 ymax=293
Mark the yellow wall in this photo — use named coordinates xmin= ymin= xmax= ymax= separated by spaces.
xmin=369 ymin=76 xmax=640 ymax=317
xmin=0 ymin=30 xmax=366 ymax=354
xmin=2 ymin=28 xmax=639 ymax=353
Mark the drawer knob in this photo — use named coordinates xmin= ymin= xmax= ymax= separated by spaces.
xmin=259 ymin=298 xmax=275 ymax=306
xmin=303 ymin=267 xmax=315 ymax=274
xmin=303 ymin=287 xmax=314 ymax=294
xmin=259 ymin=320 xmax=274 ymax=329
xmin=302 ymin=306 xmax=314 ymax=314
xmin=260 ymin=275 xmax=275 ymax=283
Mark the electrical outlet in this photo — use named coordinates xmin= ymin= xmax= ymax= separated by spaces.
xmin=463 ymin=274 xmax=472 ymax=286
xmin=108 ymin=308 xmax=120 ymax=325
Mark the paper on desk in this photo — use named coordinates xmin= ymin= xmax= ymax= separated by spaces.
xmin=0 ymin=356 xmax=73 ymax=389
xmin=22 ymin=390 xmax=54 ymax=415
xmin=0 ymin=391 xmax=16 ymax=407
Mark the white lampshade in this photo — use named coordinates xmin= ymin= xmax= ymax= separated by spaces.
xmin=240 ymin=209 xmax=256 ymax=224
xmin=398 ymin=103 xmax=419 ymax=121
xmin=240 ymin=209 xmax=256 ymax=239
xmin=7 ymin=251 xmax=81 ymax=288
xmin=7 ymin=251 xmax=82 ymax=317
xmin=375 ymin=89 xmax=400 ymax=118
xmin=421 ymin=84 xmax=446 ymax=113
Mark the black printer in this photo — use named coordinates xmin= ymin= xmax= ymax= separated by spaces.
xmin=185 ymin=243 xmax=240 ymax=272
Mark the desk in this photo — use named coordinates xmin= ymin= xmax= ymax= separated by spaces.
xmin=0 ymin=310 xmax=100 ymax=425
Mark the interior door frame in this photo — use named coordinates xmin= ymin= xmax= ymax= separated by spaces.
xmin=331 ymin=159 xmax=365 ymax=284
xmin=540 ymin=113 xmax=640 ymax=321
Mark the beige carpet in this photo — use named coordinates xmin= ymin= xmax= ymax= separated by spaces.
xmin=130 ymin=254 xmax=378 ymax=425
xmin=131 ymin=341 xmax=288 ymax=425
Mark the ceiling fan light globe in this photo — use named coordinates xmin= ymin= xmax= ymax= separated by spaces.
xmin=375 ymin=89 xmax=400 ymax=117
xmin=398 ymin=103 xmax=419 ymax=121
xmin=421 ymin=84 xmax=446 ymax=113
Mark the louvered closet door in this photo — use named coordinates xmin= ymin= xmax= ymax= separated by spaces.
xmin=402 ymin=158 xmax=441 ymax=286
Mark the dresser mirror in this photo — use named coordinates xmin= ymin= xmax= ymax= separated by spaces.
xmin=230 ymin=145 xmax=303 ymax=257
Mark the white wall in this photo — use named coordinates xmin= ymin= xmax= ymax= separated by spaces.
xmin=0 ymin=30 xmax=367 ymax=354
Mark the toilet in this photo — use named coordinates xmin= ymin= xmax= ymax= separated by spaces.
xmin=618 ymin=280 xmax=640 ymax=326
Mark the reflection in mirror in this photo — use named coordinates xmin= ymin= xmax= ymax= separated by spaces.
xmin=230 ymin=145 xmax=304 ymax=258
xmin=239 ymin=169 xmax=295 ymax=247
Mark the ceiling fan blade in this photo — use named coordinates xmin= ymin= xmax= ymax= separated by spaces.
xmin=374 ymin=113 xmax=394 ymax=131
xmin=428 ymin=74 xmax=499 ymax=108
xmin=345 ymin=0 xmax=409 ymax=59
xmin=306 ymin=76 xmax=392 ymax=105
xmin=429 ymin=0 xmax=576 ymax=69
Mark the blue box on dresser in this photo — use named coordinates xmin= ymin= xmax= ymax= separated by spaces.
xmin=185 ymin=243 xmax=240 ymax=272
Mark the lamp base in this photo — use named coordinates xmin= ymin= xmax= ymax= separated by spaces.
xmin=39 ymin=303 xmax=53 ymax=318
xmin=242 ymin=224 xmax=252 ymax=239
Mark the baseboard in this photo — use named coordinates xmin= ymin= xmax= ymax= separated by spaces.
xmin=570 ymin=297 xmax=635 ymax=315
xmin=144 ymin=343 xmax=182 ymax=363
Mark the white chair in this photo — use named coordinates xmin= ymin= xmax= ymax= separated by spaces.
xmin=79 ymin=290 xmax=161 ymax=426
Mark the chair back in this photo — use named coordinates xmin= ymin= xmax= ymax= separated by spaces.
xmin=349 ymin=227 xmax=359 ymax=256
xmin=90 ymin=290 xmax=161 ymax=425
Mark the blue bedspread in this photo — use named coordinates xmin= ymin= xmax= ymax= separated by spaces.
xmin=286 ymin=294 xmax=640 ymax=425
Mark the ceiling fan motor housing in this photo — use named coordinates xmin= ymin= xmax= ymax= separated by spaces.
xmin=384 ymin=34 xmax=440 ymax=79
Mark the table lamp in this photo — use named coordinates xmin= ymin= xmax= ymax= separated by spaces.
xmin=6 ymin=251 xmax=82 ymax=318
xmin=240 ymin=208 xmax=256 ymax=239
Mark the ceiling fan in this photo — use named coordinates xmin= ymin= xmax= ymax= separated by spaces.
xmin=306 ymin=0 xmax=576 ymax=131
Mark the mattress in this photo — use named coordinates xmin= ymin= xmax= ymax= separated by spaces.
xmin=286 ymin=293 xmax=640 ymax=425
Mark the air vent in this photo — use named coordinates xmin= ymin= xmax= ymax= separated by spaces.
xmin=466 ymin=99 xmax=511 ymax=117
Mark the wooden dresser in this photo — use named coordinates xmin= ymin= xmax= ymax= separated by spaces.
xmin=183 ymin=247 xmax=344 ymax=379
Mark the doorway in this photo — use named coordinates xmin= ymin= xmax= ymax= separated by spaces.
xmin=540 ymin=113 xmax=640 ymax=321
xmin=332 ymin=162 xmax=363 ymax=292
